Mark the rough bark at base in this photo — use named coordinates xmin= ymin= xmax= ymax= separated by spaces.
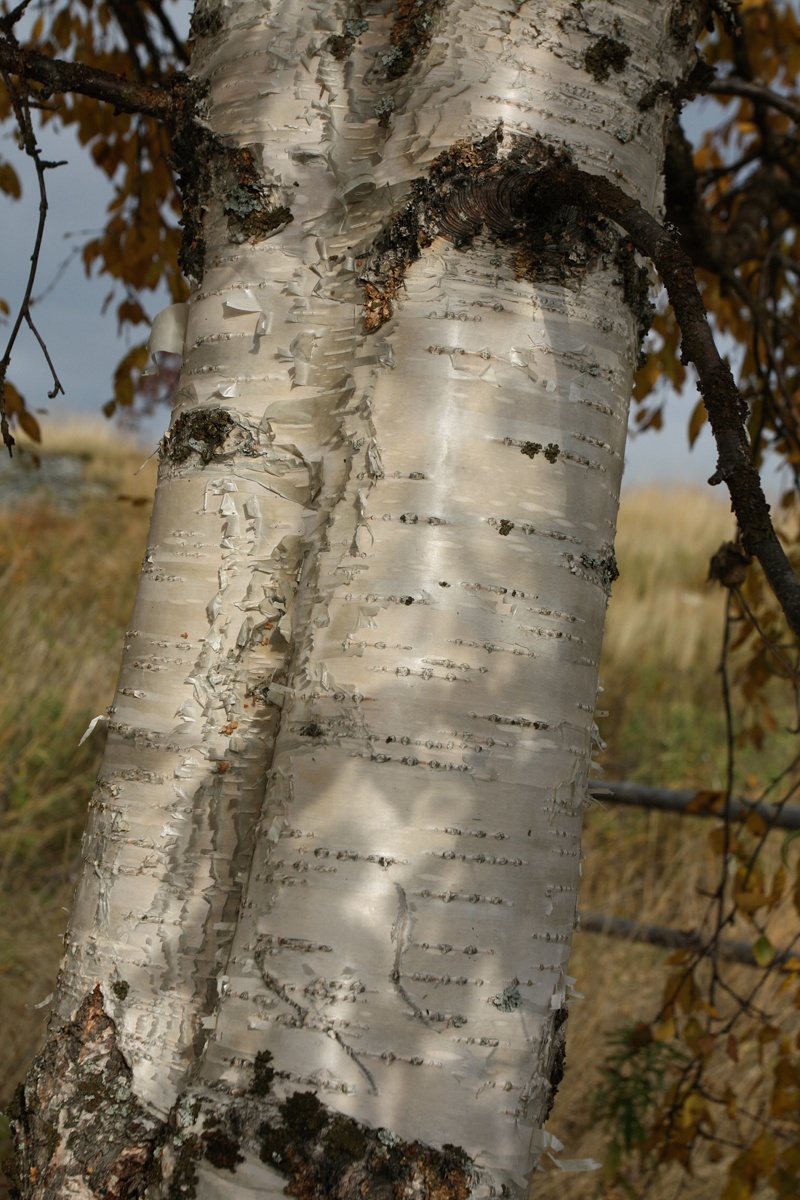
xmin=9 ymin=988 xmax=475 ymax=1200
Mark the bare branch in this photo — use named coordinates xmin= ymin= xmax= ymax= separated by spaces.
xmin=579 ymin=912 xmax=798 ymax=968
xmin=706 ymin=76 xmax=800 ymax=124
xmin=145 ymin=0 xmax=190 ymax=66
xmin=590 ymin=780 xmax=800 ymax=831
xmin=0 ymin=36 xmax=190 ymax=123
xmin=0 ymin=0 xmax=34 ymax=36
xmin=0 ymin=70 xmax=64 ymax=454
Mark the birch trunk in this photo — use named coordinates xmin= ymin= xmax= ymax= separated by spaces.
xmin=12 ymin=1 xmax=703 ymax=1196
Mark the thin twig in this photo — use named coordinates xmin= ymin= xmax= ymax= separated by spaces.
xmin=0 ymin=70 xmax=65 ymax=453
xmin=0 ymin=0 xmax=33 ymax=35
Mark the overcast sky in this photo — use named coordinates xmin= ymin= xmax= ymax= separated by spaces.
xmin=0 ymin=11 xmax=786 ymax=498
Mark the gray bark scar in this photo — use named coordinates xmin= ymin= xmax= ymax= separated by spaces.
xmin=255 ymin=943 xmax=378 ymax=1093
xmin=391 ymin=883 xmax=434 ymax=1027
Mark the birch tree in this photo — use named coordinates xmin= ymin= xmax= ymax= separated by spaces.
xmin=6 ymin=0 xmax=798 ymax=1196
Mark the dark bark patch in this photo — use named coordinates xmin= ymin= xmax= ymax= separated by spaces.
xmin=583 ymin=35 xmax=631 ymax=82
xmin=382 ymin=0 xmax=447 ymax=80
xmin=708 ymin=540 xmax=752 ymax=588
xmin=519 ymin=442 xmax=560 ymax=463
xmin=258 ymin=1087 xmax=473 ymax=1200
xmin=252 ymin=1050 xmax=277 ymax=1096
xmin=299 ymin=722 xmax=324 ymax=738
xmin=615 ymin=240 xmax=654 ymax=360
xmin=161 ymin=407 xmax=235 ymax=465
xmin=543 ymin=1005 xmax=569 ymax=1122
xmin=8 ymin=986 xmax=163 ymax=1200
xmin=170 ymin=110 xmax=215 ymax=283
xmin=565 ymin=545 xmax=620 ymax=594
xmin=360 ymin=129 xmax=504 ymax=330
xmin=170 ymin=127 xmax=292 ymax=281
xmin=201 ymin=1125 xmax=245 ymax=1172
xmin=361 ymin=130 xmax=638 ymax=331
xmin=189 ymin=6 xmax=224 ymax=39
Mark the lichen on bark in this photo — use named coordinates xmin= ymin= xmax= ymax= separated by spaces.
xmin=8 ymin=988 xmax=164 ymax=1200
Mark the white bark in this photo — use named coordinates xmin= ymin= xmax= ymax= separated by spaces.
xmin=30 ymin=0 xmax=701 ymax=1196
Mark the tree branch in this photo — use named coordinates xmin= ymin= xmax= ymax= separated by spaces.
xmin=529 ymin=165 xmax=800 ymax=642
xmin=0 ymin=36 xmax=189 ymax=123
xmin=145 ymin=0 xmax=190 ymax=66
xmin=0 ymin=68 xmax=64 ymax=454
xmin=706 ymin=76 xmax=800 ymax=125
xmin=579 ymin=912 xmax=798 ymax=968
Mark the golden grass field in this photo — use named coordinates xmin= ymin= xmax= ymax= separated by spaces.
xmin=0 ymin=425 xmax=797 ymax=1197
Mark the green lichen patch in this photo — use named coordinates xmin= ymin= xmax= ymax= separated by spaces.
xmin=382 ymin=0 xmax=447 ymax=80
xmin=111 ymin=980 xmax=130 ymax=1001
xmin=162 ymin=408 xmax=236 ymax=466
xmin=492 ymin=985 xmax=521 ymax=1012
xmin=583 ymin=35 xmax=631 ymax=82
xmin=223 ymin=146 xmax=293 ymax=244
xmin=325 ymin=16 xmax=368 ymax=60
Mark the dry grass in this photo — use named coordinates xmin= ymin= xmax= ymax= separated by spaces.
xmin=0 ymin=461 xmax=796 ymax=1198
xmin=0 ymin=426 xmax=157 ymax=1118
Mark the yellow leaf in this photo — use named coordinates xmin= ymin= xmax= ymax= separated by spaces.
xmin=753 ymin=935 xmax=775 ymax=966
xmin=687 ymin=398 xmax=707 ymax=447
xmin=734 ymin=890 xmax=769 ymax=914
xmin=744 ymin=809 xmax=768 ymax=837
xmin=654 ymin=1015 xmax=676 ymax=1040
xmin=679 ymin=1089 xmax=708 ymax=1130
xmin=0 ymin=161 xmax=21 ymax=199
xmin=3 ymin=380 xmax=24 ymax=415
xmin=687 ymin=789 xmax=724 ymax=814
xmin=17 ymin=409 xmax=41 ymax=443
xmin=721 ymin=1171 xmax=752 ymax=1200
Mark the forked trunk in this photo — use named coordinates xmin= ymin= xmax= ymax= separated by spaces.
xmin=11 ymin=1 xmax=701 ymax=1196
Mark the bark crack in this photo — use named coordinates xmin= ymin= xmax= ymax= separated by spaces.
xmin=255 ymin=941 xmax=379 ymax=1094
xmin=391 ymin=883 xmax=435 ymax=1027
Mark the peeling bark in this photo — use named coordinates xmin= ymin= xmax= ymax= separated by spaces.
xmin=11 ymin=0 xmax=710 ymax=1196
